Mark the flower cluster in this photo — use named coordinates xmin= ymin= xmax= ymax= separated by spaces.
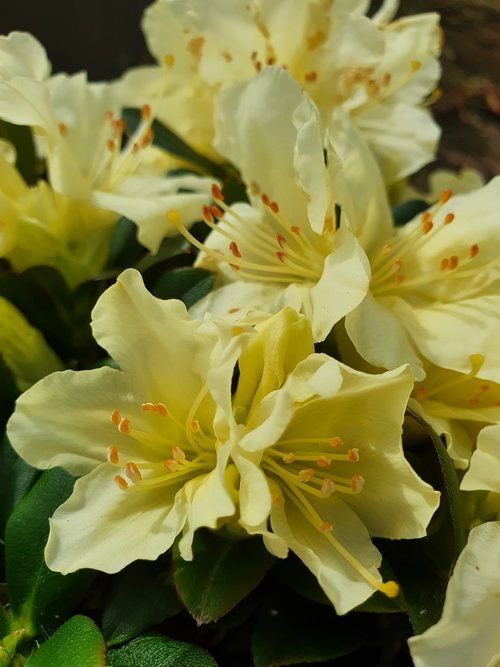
xmin=0 ymin=2 xmax=499 ymax=665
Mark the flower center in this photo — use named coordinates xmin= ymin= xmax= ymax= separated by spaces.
xmin=168 ymin=184 xmax=328 ymax=286
xmin=370 ymin=190 xmax=493 ymax=299
xmin=263 ymin=435 xmax=399 ymax=599
xmin=107 ymin=384 xmax=216 ymax=493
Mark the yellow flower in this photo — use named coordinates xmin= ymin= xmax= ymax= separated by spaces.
xmin=117 ymin=0 xmax=441 ymax=184
xmin=8 ymin=270 xmax=439 ymax=615
xmin=0 ymin=32 xmax=213 ymax=254
xmin=409 ymin=521 xmax=500 ymax=667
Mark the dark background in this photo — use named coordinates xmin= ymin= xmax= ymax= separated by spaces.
xmin=1 ymin=0 xmax=498 ymax=181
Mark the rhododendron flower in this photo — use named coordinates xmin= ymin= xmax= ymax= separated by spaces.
xmin=410 ymin=355 xmax=500 ymax=468
xmin=345 ymin=177 xmax=500 ymax=382
xmin=408 ymin=521 xmax=500 ymax=667
xmin=0 ymin=32 xmax=212 ymax=253
xmin=117 ymin=0 xmax=440 ymax=185
xmin=0 ymin=152 xmax=118 ymax=286
xmin=461 ymin=424 xmax=500 ymax=495
xmin=7 ymin=269 xmax=438 ymax=615
xmin=179 ymin=67 xmax=371 ymax=341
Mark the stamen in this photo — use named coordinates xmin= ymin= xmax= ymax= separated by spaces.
xmin=282 ymin=453 xmax=296 ymax=464
xmin=316 ymin=456 xmax=331 ymax=468
xmin=321 ymin=479 xmax=335 ymax=497
xmin=107 ymin=445 xmax=119 ymax=465
xmin=111 ymin=409 xmax=121 ymax=426
xmin=298 ymin=468 xmax=314 ymax=483
xmin=440 ymin=258 xmax=449 ymax=271
xmin=351 ymin=475 xmax=365 ymax=493
xmin=305 ymin=71 xmax=317 ymax=82
xmin=172 ymin=446 xmax=186 ymax=462
xmin=191 ymin=420 xmax=200 ymax=433
xmin=444 ymin=213 xmax=455 ymax=224
xmin=320 ymin=522 xmax=333 ymax=533
xmin=411 ymin=61 xmax=421 ymax=72
xmin=229 ymin=241 xmax=241 ymax=258
xmin=164 ymin=54 xmax=175 ymax=68
xmin=276 ymin=233 xmax=286 ymax=248
xmin=118 ymin=418 xmax=132 ymax=435
xmin=439 ymin=189 xmax=453 ymax=205
xmin=114 ymin=475 xmax=128 ymax=491
xmin=382 ymin=72 xmax=391 ymax=86
xmin=141 ymin=104 xmax=151 ymax=120
xmin=330 ymin=437 xmax=343 ymax=448
xmin=469 ymin=353 xmax=485 ymax=375
xmin=347 ymin=448 xmax=360 ymax=462
xmin=125 ymin=461 xmax=142 ymax=482
xmin=421 ymin=219 xmax=433 ymax=234
xmin=141 ymin=402 xmax=168 ymax=417
xmin=469 ymin=244 xmax=479 ymax=258
xmin=211 ymin=184 xmax=224 ymax=202
xmin=58 ymin=122 xmax=67 ymax=136
xmin=449 ymin=255 xmax=459 ymax=270
xmin=106 ymin=139 xmax=115 ymax=152
xmin=164 ymin=459 xmax=179 ymax=472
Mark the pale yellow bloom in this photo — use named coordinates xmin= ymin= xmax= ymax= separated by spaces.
xmin=394 ymin=167 xmax=485 ymax=205
xmin=7 ymin=269 xmax=438 ymax=614
xmin=117 ymin=0 xmax=441 ymax=184
xmin=0 ymin=32 xmax=213 ymax=253
xmin=461 ymin=424 xmax=500 ymax=496
xmin=183 ymin=67 xmax=371 ymax=341
xmin=0 ymin=296 xmax=63 ymax=391
xmin=408 ymin=521 xmax=500 ymax=667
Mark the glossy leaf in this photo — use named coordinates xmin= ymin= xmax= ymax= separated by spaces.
xmin=173 ymin=531 xmax=274 ymax=624
xmin=106 ymin=634 xmax=217 ymax=667
xmin=102 ymin=560 xmax=182 ymax=647
xmin=0 ymin=121 xmax=37 ymax=185
xmin=107 ymin=217 xmax=146 ymax=269
xmin=25 ymin=616 xmax=106 ymax=667
xmin=5 ymin=468 xmax=94 ymax=637
xmin=152 ymin=268 xmax=214 ymax=308
xmin=0 ymin=435 xmax=39 ymax=537
xmin=123 ymin=109 xmax=225 ymax=178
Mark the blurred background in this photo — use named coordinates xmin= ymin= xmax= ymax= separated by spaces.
xmin=1 ymin=0 xmax=498 ymax=181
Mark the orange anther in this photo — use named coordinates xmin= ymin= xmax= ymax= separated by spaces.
xmin=191 ymin=419 xmax=200 ymax=433
xmin=298 ymin=468 xmax=314 ymax=483
xmin=469 ymin=244 xmax=479 ymax=258
xmin=113 ymin=119 xmax=125 ymax=132
xmin=439 ymin=189 xmax=452 ymax=205
xmin=230 ymin=264 xmax=240 ymax=271
xmin=276 ymin=251 xmax=286 ymax=263
xmin=329 ymin=436 xmax=343 ymax=448
xmin=269 ymin=201 xmax=279 ymax=214
xmin=276 ymin=233 xmax=286 ymax=248
xmin=125 ymin=461 xmax=142 ymax=482
xmin=382 ymin=243 xmax=393 ymax=255
xmin=321 ymin=479 xmax=335 ymax=497
xmin=271 ymin=494 xmax=281 ymax=505
xmin=58 ymin=122 xmax=67 ymax=136
xmin=415 ymin=387 xmax=427 ymax=400
xmin=282 ymin=453 xmax=296 ymax=464
xmin=267 ymin=56 xmax=276 ymax=66
xmin=367 ymin=79 xmax=379 ymax=97
xmin=305 ymin=71 xmax=317 ymax=82
xmin=202 ymin=206 xmax=214 ymax=224
xmin=449 ymin=255 xmax=459 ymax=270
xmin=211 ymin=205 xmax=223 ymax=219
xmin=164 ymin=459 xmax=179 ymax=472
xmin=392 ymin=259 xmax=403 ymax=272
xmin=211 ymin=183 xmax=224 ymax=201
xmin=261 ymin=193 xmax=270 ymax=206
xmin=422 ymin=220 xmax=433 ymax=234
xmin=105 ymin=110 xmax=114 ymax=121
xmin=114 ymin=475 xmax=128 ymax=491
xmin=351 ymin=475 xmax=365 ymax=493
xmin=347 ymin=448 xmax=360 ymax=462
xmin=106 ymin=139 xmax=115 ymax=152
xmin=164 ymin=54 xmax=175 ymax=68
xmin=107 ymin=445 xmax=119 ymax=465
xmin=440 ymin=258 xmax=449 ymax=271
xmin=411 ymin=60 xmax=421 ymax=72
xmin=382 ymin=72 xmax=392 ymax=86
xmin=118 ymin=418 xmax=132 ymax=435
xmin=320 ymin=521 xmax=333 ymax=533
xmin=229 ymin=241 xmax=241 ymax=258
xmin=172 ymin=446 xmax=186 ymax=462
xmin=444 ymin=213 xmax=455 ymax=224
xmin=111 ymin=409 xmax=121 ymax=426
xmin=316 ymin=456 xmax=331 ymax=468
xmin=141 ymin=104 xmax=151 ymax=120
xmin=290 ymin=226 xmax=301 ymax=235
xmin=394 ymin=275 xmax=406 ymax=284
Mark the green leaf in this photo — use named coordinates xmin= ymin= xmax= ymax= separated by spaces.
xmin=123 ymin=108 xmax=225 ymax=179
xmin=152 ymin=268 xmax=214 ymax=308
xmin=0 ymin=121 xmax=37 ymax=186
xmin=252 ymin=595 xmax=368 ymax=667
xmin=0 ymin=435 xmax=39 ymax=537
xmin=102 ymin=559 xmax=182 ymax=647
xmin=107 ymin=217 xmax=146 ymax=269
xmin=25 ymin=616 xmax=106 ymax=667
xmin=273 ymin=553 xmax=330 ymax=606
xmin=173 ymin=531 xmax=275 ymax=624
xmin=406 ymin=407 xmax=465 ymax=561
xmin=0 ymin=605 xmax=11 ymax=638
xmin=387 ymin=408 xmax=466 ymax=635
xmin=5 ymin=468 xmax=94 ymax=637
xmin=391 ymin=200 xmax=428 ymax=227
xmin=107 ymin=634 xmax=217 ymax=667
xmin=0 ymin=357 xmax=18 ymax=431
xmin=134 ymin=236 xmax=191 ymax=274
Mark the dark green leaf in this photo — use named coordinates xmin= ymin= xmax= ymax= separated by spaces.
xmin=134 ymin=236 xmax=191 ymax=274
xmin=0 ymin=435 xmax=39 ymax=538
xmin=173 ymin=531 xmax=275 ymax=624
xmin=0 ymin=121 xmax=37 ymax=185
xmin=106 ymin=634 xmax=217 ymax=667
xmin=273 ymin=553 xmax=330 ymax=605
xmin=152 ymin=268 xmax=214 ymax=308
xmin=25 ymin=615 xmax=106 ymax=667
xmin=391 ymin=200 xmax=428 ymax=227
xmin=5 ymin=468 xmax=94 ymax=637
xmin=0 ymin=357 xmax=18 ymax=430
xmin=252 ymin=595 xmax=368 ymax=667
xmin=0 ymin=605 xmax=11 ymax=637
xmin=107 ymin=217 xmax=146 ymax=269
xmin=102 ymin=560 xmax=182 ymax=647
xmin=123 ymin=108 xmax=225 ymax=178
